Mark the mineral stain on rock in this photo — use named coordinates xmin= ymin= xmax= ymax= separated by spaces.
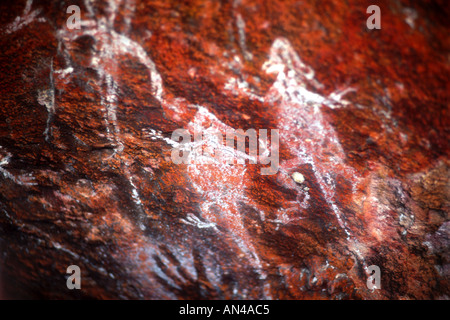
xmin=0 ymin=0 xmax=448 ymax=299
xmin=292 ymin=172 xmax=305 ymax=184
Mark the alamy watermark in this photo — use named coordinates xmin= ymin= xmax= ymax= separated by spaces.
xmin=66 ymin=265 xmax=81 ymax=289
xmin=366 ymin=5 xmax=381 ymax=30
xmin=366 ymin=265 xmax=381 ymax=290
xmin=66 ymin=5 xmax=81 ymax=30
xmin=170 ymin=129 xmax=279 ymax=176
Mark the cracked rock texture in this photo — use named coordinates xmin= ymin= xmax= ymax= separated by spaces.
xmin=0 ymin=0 xmax=449 ymax=299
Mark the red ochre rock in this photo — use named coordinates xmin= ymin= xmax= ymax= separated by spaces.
xmin=0 ymin=0 xmax=448 ymax=299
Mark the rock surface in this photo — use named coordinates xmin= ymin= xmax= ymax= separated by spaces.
xmin=0 ymin=0 xmax=448 ymax=299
